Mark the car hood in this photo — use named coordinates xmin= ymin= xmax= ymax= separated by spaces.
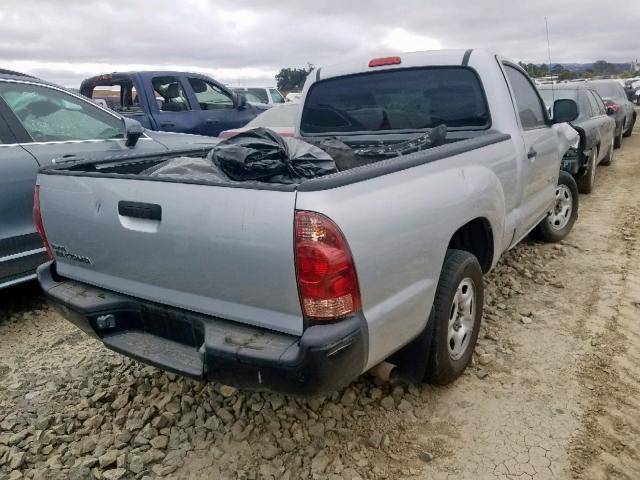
xmin=145 ymin=130 xmax=221 ymax=150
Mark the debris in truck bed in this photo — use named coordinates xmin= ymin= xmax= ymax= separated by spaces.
xmin=354 ymin=124 xmax=447 ymax=158
xmin=312 ymin=124 xmax=447 ymax=171
xmin=141 ymin=157 xmax=230 ymax=182
xmin=210 ymin=127 xmax=336 ymax=183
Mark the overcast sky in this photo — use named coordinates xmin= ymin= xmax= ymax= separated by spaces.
xmin=1 ymin=0 xmax=638 ymax=87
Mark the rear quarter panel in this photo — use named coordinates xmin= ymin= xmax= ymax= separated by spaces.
xmin=296 ymin=140 xmax=513 ymax=369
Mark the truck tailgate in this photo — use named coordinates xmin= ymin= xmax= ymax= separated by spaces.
xmin=37 ymin=175 xmax=303 ymax=335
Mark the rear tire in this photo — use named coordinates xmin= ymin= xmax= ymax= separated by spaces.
xmin=576 ymin=149 xmax=596 ymax=194
xmin=530 ymin=171 xmax=579 ymax=243
xmin=425 ymin=249 xmax=483 ymax=385
xmin=614 ymin=124 xmax=623 ymax=148
xmin=600 ymin=138 xmax=614 ymax=166
xmin=623 ymin=114 xmax=635 ymax=137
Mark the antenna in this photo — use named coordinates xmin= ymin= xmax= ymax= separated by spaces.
xmin=545 ymin=16 xmax=554 ymax=100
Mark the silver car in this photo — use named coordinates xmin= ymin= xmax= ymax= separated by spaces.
xmin=0 ymin=71 xmax=218 ymax=289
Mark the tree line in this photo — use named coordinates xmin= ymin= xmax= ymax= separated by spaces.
xmin=275 ymin=65 xmax=314 ymax=93
xmin=518 ymin=60 xmax=637 ymax=80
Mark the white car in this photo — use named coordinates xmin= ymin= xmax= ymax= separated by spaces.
xmin=286 ymin=92 xmax=302 ymax=102
xmin=233 ymin=87 xmax=286 ymax=107
xmin=218 ymin=102 xmax=298 ymax=139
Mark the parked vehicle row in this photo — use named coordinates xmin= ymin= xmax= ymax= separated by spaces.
xmin=537 ymin=79 xmax=636 ymax=194
xmin=34 ymin=49 xmax=584 ymax=395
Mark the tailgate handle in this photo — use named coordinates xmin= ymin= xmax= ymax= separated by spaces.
xmin=118 ymin=201 xmax=162 ymax=221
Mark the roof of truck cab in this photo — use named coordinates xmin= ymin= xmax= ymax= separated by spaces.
xmin=313 ymin=49 xmax=498 ymax=82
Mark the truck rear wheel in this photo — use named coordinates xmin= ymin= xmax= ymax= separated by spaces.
xmin=425 ymin=249 xmax=483 ymax=385
xmin=530 ymin=171 xmax=579 ymax=243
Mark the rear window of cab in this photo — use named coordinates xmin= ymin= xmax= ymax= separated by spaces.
xmin=300 ymin=67 xmax=491 ymax=135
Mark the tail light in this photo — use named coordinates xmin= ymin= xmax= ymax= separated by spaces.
xmin=33 ymin=185 xmax=53 ymax=260
xmin=294 ymin=211 xmax=361 ymax=321
xmin=604 ymin=100 xmax=621 ymax=112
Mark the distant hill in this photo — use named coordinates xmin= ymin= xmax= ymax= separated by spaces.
xmin=558 ymin=63 xmax=632 ymax=72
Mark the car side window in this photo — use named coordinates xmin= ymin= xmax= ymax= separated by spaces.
xmin=270 ymin=89 xmax=285 ymax=104
xmin=586 ymin=91 xmax=602 ymax=116
xmin=579 ymin=92 xmax=594 ymax=118
xmin=188 ymin=78 xmax=234 ymax=110
xmin=152 ymin=76 xmax=192 ymax=112
xmin=504 ymin=65 xmax=547 ymax=129
xmin=246 ymin=88 xmax=269 ymax=104
xmin=0 ymin=82 xmax=124 ymax=143
xmin=590 ymin=92 xmax=606 ymax=115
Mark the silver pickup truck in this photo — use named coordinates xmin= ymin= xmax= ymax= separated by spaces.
xmin=35 ymin=49 xmax=579 ymax=395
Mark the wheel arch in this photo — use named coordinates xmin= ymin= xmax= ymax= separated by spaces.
xmin=447 ymin=217 xmax=494 ymax=274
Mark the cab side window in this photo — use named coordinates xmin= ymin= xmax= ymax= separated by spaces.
xmin=188 ymin=78 xmax=234 ymax=110
xmin=578 ymin=92 xmax=594 ymax=118
xmin=588 ymin=91 xmax=606 ymax=115
xmin=0 ymin=82 xmax=124 ymax=143
xmin=504 ymin=65 xmax=547 ymax=129
xmin=270 ymin=88 xmax=285 ymax=104
xmin=152 ymin=76 xmax=192 ymax=112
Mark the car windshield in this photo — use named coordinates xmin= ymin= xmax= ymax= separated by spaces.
xmin=538 ymin=89 xmax=578 ymax=107
xmin=246 ymin=88 xmax=269 ymax=104
xmin=246 ymin=103 xmax=298 ymax=128
xmin=300 ymin=67 xmax=490 ymax=134
xmin=0 ymin=83 xmax=125 ymax=142
xmin=269 ymin=88 xmax=285 ymax=104
xmin=589 ymin=82 xmax=623 ymax=100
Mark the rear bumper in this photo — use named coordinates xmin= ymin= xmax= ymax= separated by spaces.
xmin=38 ymin=262 xmax=367 ymax=396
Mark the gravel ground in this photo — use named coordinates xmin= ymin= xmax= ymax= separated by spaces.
xmin=1 ymin=122 xmax=640 ymax=480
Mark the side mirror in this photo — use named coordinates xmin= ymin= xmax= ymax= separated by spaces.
xmin=236 ymin=93 xmax=247 ymax=110
xmin=606 ymin=106 xmax=616 ymax=115
xmin=552 ymin=99 xmax=579 ymax=123
xmin=123 ymin=117 xmax=144 ymax=147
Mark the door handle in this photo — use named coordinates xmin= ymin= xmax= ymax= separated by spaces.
xmin=159 ymin=121 xmax=175 ymax=127
xmin=118 ymin=201 xmax=162 ymax=221
xmin=527 ymin=148 xmax=537 ymax=160
xmin=206 ymin=119 xmax=220 ymax=124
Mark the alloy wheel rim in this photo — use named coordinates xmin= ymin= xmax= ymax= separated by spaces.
xmin=548 ymin=184 xmax=573 ymax=231
xmin=447 ymin=277 xmax=476 ymax=361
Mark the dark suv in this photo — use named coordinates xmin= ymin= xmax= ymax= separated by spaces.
xmin=539 ymin=84 xmax=615 ymax=194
